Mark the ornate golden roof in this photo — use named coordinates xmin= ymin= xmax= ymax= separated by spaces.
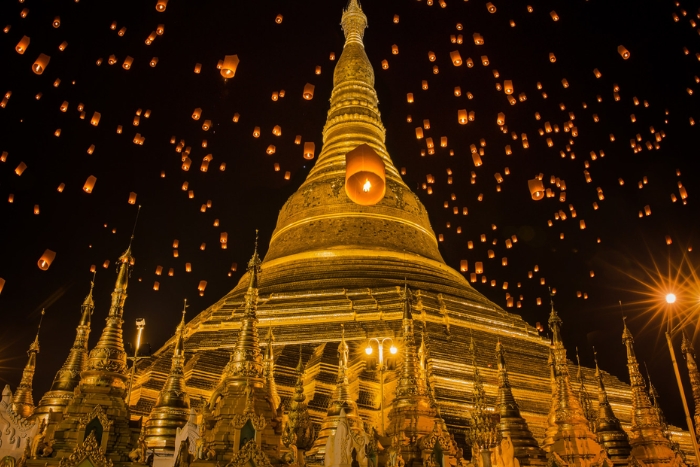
xmin=681 ymin=333 xmax=700 ymax=438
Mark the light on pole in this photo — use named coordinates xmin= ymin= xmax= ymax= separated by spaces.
xmin=365 ymin=337 xmax=397 ymax=435
xmin=126 ymin=318 xmax=146 ymax=405
xmin=663 ymin=294 xmax=700 ymax=462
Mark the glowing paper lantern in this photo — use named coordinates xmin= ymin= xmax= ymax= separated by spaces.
xmin=450 ymin=51 xmax=463 ymax=66
xmin=345 ymin=144 xmax=386 ymax=206
xmin=303 ymin=83 xmax=315 ymax=100
xmin=528 ymin=178 xmax=545 ymax=200
xmin=32 ymin=53 xmax=50 ymax=74
xmin=83 ymin=175 xmax=97 ymax=193
xmin=38 ymin=249 xmax=56 ymax=270
xmin=16 ymin=36 xmax=30 ymax=54
xmin=303 ymin=142 xmax=315 ymax=159
xmin=15 ymin=162 xmax=27 ymax=176
xmin=220 ymin=55 xmax=239 ymax=78
xmin=618 ymin=45 xmax=630 ymax=59
xmin=156 ymin=0 xmax=168 ymax=12
xmin=128 ymin=192 xmax=137 ymax=204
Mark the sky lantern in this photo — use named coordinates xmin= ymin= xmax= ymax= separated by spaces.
xmin=0 ymin=278 xmax=4 ymax=294
xmin=16 ymin=36 xmax=29 ymax=54
xmin=303 ymin=142 xmax=315 ymax=159
xmin=458 ymin=109 xmax=468 ymax=124
xmin=618 ymin=45 xmax=630 ymax=59
xmin=192 ymin=108 xmax=202 ymax=120
xmin=15 ymin=162 xmax=27 ymax=176
xmin=275 ymin=14 xmax=283 ymax=24
xmin=83 ymin=176 xmax=97 ymax=193
xmin=123 ymin=56 xmax=134 ymax=69
xmin=37 ymin=249 xmax=56 ymax=270
xmin=198 ymin=280 xmax=207 ymax=296
xmin=303 ymin=83 xmax=315 ymax=100
xmin=528 ymin=178 xmax=545 ymax=200
xmin=128 ymin=192 xmax=137 ymax=204
xmin=450 ymin=51 xmax=463 ymax=66
xmin=220 ymin=55 xmax=239 ymax=78
xmin=345 ymin=144 xmax=386 ymax=206
xmin=32 ymin=53 xmax=50 ymax=74
xmin=156 ymin=0 xmax=168 ymax=12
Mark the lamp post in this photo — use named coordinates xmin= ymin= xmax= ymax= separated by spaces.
xmin=126 ymin=318 xmax=146 ymax=405
xmin=664 ymin=293 xmax=700 ymax=462
xmin=365 ymin=337 xmax=397 ymax=435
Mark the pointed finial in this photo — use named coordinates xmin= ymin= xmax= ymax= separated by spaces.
xmin=120 ymin=205 xmax=141 ymax=264
xmin=593 ymin=346 xmax=599 ymax=370
xmin=341 ymin=0 xmax=368 ymax=46
xmin=682 ymin=331 xmax=696 ymax=358
xmin=296 ymin=345 xmax=304 ymax=373
xmin=30 ymin=309 xmax=45 ymax=352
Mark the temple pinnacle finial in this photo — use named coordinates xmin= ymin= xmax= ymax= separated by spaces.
xmin=340 ymin=0 xmax=367 ymax=46
xmin=247 ymin=230 xmax=262 ymax=290
xmin=11 ymin=309 xmax=45 ymax=418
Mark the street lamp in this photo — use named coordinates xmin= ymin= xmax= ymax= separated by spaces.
xmin=365 ymin=337 xmax=397 ymax=435
xmin=126 ymin=318 xmax=146 ymax=405
xmin=663 ymin=294 xmax=700 ymax=462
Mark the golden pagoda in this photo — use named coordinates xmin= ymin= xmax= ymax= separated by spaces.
xmin=493 ymin=340 xmax=547 ymax=466
xmin=592 ymin=350 xmax=631 ymax=466
xmin=33 ymin=282 xmax=94 ymax=423
xmin=120 ymin=0 xmax=700 ymax=465
xmin=144 ymin=303 xmax=191 ymax=454
xmin=11 ymin=310 xmax=44 ymax=419
xmin=621 ymin=318 xmax=685 ymax=467
xmin=200 ymin=239 xmax=282 ymax=464
xmin=45 ymin=243 xmax=137 ymax=462
xmin=542 ymin=300 xmax=607 ymax=467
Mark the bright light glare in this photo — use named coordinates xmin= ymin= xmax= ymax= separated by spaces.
xmin=389 ymin=346 xmax=398 ymax=354
xmin=363 ymin=179 xmax=372 ymax=192
xmin=666 ymin=293 xmax=677 ymax=304
xmin=365 ymin=346 xmax=373 ymax=355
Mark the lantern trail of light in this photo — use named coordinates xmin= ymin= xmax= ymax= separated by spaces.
xmin=363 ymin=179 xmax=371 ymax=193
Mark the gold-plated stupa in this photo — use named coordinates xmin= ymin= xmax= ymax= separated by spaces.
xmin=127 ymin=0 xmax=696 ymax=463
xmin=542 ymin=301 xmax=607 ymax=467
xmin=33 ymin=282 xmax=94 ymax=423
xmin=622 ymin=319 xmax=685 ymax=466
xmin=48 ymin=245 xmax=136 ymax=462
xmin=592 ymin=350 xmax=631 ymax=466
xmin=11 ymin=311 xmax=44 ymax=419
xmin=144 ymin=304 xmax=191 ymax=453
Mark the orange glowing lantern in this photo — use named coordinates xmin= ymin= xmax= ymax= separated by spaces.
xmin=221 ymin=55 xmax=239 ymax=78
xmin=38 ymin=249 xmax=56 ymax=270
xmin=32 ymin=53 xmax=50 ymax=74
xmin=345 ymin=144 xmax=386 ymax=206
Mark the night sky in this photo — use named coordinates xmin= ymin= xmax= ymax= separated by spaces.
xmin=1 ymin=0 xmax=699 ymax=427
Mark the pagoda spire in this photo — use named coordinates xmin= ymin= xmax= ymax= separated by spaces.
xmin=466 ymin=335 xmax=498 ymax=454
xmin=575 ymin=347 xmax=596 ymax=432
xmin=34 ymin=279 xmax=95 ymax=421
xmin=282 ymin=348 xmax=315 ymax=465
xmin=84 ymin=240 xmax=134 ymax=378
xmin=306 ymin=325 xmax=362 ymax=462
xmin=11 ymin=309 xmax=44 ymax=419
xmin=542 ymin=294 xmax=605 ymax=467
xmin=494 ymin=340 xmax=547 ymax=465
xmin=681 ymin=333 xmax=700 ymax=438
xmin=224 ymin=231 xmax=264 ymax=379
xmin=644 ymin=363 xmax=668 ymax=433
xmin=203 ymin=232 xmax=282 ymax=463
xmin=621 ymin=317 xmax=679 ymax=465
xmin=592 ymin=348 xmax=631 ymax=465
xmin=144 ymin=300 xmax=191 ymax=454
xmin=263 ymin=327 xmax=281 ymax=411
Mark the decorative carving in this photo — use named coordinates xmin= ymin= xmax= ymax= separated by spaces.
xmin=225 ymin=439 xmax=273 ymax=467
xmin=77 ymin=405 xmax=113 ymax=431
xmin=58 ymin=432 xmax=113 ymax=467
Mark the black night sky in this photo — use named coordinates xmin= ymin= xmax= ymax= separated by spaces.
xmin=0 ymin=0 xmax=699 ymax=428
